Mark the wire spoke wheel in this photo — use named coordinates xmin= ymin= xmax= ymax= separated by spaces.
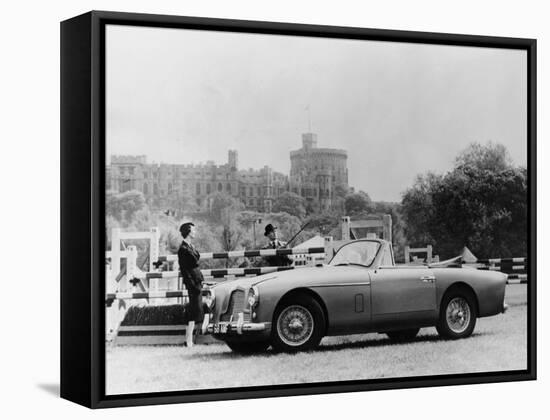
xmin=272 ymin=293 xmax=325 ymax=352
xmin=445 ymin=297 xmax=471 ymax=334
xmin=437 ymin=289 xmax=477 ymax=340
xmin=276 ymin=305 xmax=314 ymax=347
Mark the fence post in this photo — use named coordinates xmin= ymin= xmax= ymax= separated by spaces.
xmin=427 ymin=245 xmax=433 ymax=264
xmin=324 ymin=236 xmax=334 ymax=263
xmin=341 ymin=216 xmax=351 ymax=241
xmin=383 ymin=214 xmax=392 ymax=243
xmin=111 ymin=228 xmax=121 ymax=279
xmin=105 ymin=264 xmax=115 ymax=341
xmin=149 ymin=229 xmax=161 ymax=304
xmin=127 ymin=246 xmax=138 ymax=290
xmin=150 ymin=227 xmax=160 ymax=272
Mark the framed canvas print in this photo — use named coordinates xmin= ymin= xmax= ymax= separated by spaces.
xmin=60 ymin=11 xmax=536 ymax=408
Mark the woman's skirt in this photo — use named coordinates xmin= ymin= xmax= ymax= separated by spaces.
xmin=184 ymin=289 xmax=204 ymax=323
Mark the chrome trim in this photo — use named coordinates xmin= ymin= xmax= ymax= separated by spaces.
xmin=236 ymin=312 xmax=244 ymax=334
xmin=201 ymin=314 xmax=210 ymax=334
xmin=313 ymin=282 xmax=371 ymax=287
xmin=242 ymin=323 xmax=268 ymax=332
xmin=207 ymin=317 xmax=269 ymax=335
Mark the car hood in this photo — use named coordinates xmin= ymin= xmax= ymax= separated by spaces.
xmin=212 ymin=264 xmax=370 ymax=294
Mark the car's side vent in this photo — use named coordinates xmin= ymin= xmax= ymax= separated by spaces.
xmin=355 ymin=294 xmax=364 ymax=313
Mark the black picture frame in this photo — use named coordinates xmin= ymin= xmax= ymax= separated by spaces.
xmin=60 ymin=10 xmax=537 ymax=409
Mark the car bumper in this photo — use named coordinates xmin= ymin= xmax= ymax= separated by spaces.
xmin=207 ymin=313 xmax=271 ymax=335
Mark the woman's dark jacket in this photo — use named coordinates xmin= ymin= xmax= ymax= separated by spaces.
xmin=178 ymin=240 xmax=203 ymax=293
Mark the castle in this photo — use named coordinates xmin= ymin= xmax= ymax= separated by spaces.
xmin=107 ymin=133 xmax=348 ymax=213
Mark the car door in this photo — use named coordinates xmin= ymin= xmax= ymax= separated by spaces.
xmin=311 ymin=267 xmax=372 ymax=335
xmin=370 ymin=266 xmax=437 ymax=327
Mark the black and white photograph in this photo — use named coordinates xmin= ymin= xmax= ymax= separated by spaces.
xmin=3 ymin=0 xmax=548 ymax=416
xmin=103 ymin=21 xmax=531 ymax=396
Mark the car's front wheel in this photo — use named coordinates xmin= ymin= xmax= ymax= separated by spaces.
xmin=271 ymin=293 xmax=326 ymax=352
xmin=436 ymin=288 xmax=477 ymax=339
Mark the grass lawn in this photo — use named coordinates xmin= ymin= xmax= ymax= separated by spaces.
xmin=106 ymin=284 xmax=528 ymax=395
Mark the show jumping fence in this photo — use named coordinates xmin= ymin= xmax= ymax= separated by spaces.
xmin=156 ymin=247 xmax=326 ymax=261
xmin=463 ymin=257 xmax=528 ymax=284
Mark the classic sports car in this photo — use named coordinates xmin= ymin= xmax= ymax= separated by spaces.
xmin=205 ymin=239 xmax=508 ymax=353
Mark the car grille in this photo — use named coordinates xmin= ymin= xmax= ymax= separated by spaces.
xmin=220 ymin=290 xmax=250 ymax=322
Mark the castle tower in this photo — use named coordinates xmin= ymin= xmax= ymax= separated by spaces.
xmin=290 ymin=133 xmax=348 ymax=211
xmin=228 ymin=150 xmax=238 ymax=170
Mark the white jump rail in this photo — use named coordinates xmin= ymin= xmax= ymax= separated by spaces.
xmin=107 ymin=290 xmax=188 ymax=300
xmin=479 ymin=265 xmax=526 ymax=271
xmin=142 ymin=266 xmax=295 ymax=279
xmin=475 ymin=257 xmax=527 ymax=264
xmin=155 ymin=247 xmax=326 ymax=262
xmin=506 ymin=274 xmax=528 ymax=284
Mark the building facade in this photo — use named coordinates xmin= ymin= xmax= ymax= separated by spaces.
xmin=107 ymin=133 xmax=348 ymax=213
xmin=289 ymin=133 xmax=348 ymax=212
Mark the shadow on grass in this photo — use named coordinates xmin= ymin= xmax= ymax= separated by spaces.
xmin=188 ymin=330 xmax=492 ymax=360
xmin=317 ymin=331 xmax=492 ymax=352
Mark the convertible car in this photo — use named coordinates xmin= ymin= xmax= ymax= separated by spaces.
xmin=204 ymin=239 xmax=508 ymax=353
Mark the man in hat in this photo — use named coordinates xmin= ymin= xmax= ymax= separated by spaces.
xmin=261 ymin=223 xmax=293 ymax=267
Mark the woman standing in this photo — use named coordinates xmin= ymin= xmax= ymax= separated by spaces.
xmin=178 ymin=222 xmax=204 ymax=348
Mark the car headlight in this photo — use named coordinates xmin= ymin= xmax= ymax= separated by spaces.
xmin=247 ymin=286 xmax=259 ymax=307
xmin=202 ymin=288 xmax=215 ymax=309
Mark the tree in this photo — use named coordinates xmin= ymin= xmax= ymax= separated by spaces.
xmin=344 ymin=191 xmax=374 ymax=216
xmin=400 ymin=172 xmax=441 ymax=248
xmin=370 ymin=201 xmax=408 ymax=262
xmin=401 ymin=143 xmax=526 ymax=259
xmin=206 ymin=192 xmax=244 ymax=221
xmin=220 ymin=223 xmax=245 ymax=252
xmin=106 ymin=190 xmax=147 ymax=226
xmin=218 ymin=221 xmax=248 ymax=267
xmin=307 ymin=213 xmax=340 ymax=236
xmin=430 ymin=166 xmax=526 ymax=258
xmin=162 ymin=185 xmax=199 ymax=216
xmin=455 ymin=142 xmax=513 ymax=172
xmin=272 ymin=192 xmax=307 ymax=219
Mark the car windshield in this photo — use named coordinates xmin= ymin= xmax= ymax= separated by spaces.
xmin=329 ymin=241 xmax=381 ymax=267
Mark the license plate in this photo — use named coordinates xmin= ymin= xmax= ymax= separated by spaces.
xmin=212 ymin=323 xmax=228 ymax=334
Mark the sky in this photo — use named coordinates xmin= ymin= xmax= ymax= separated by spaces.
xmin=106 ymin=25 xmax=527 ymax=202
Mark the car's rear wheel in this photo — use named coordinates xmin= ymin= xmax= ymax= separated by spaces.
xmin=386 ymin=328 xmax=420 ymax=342
xmin=271 ymin=293 xmax=325 ymax=352
xmin=436 ymin=288 xmax=477 ymax=339
xmin=224 ymin=339 xmax=270 ymax=354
